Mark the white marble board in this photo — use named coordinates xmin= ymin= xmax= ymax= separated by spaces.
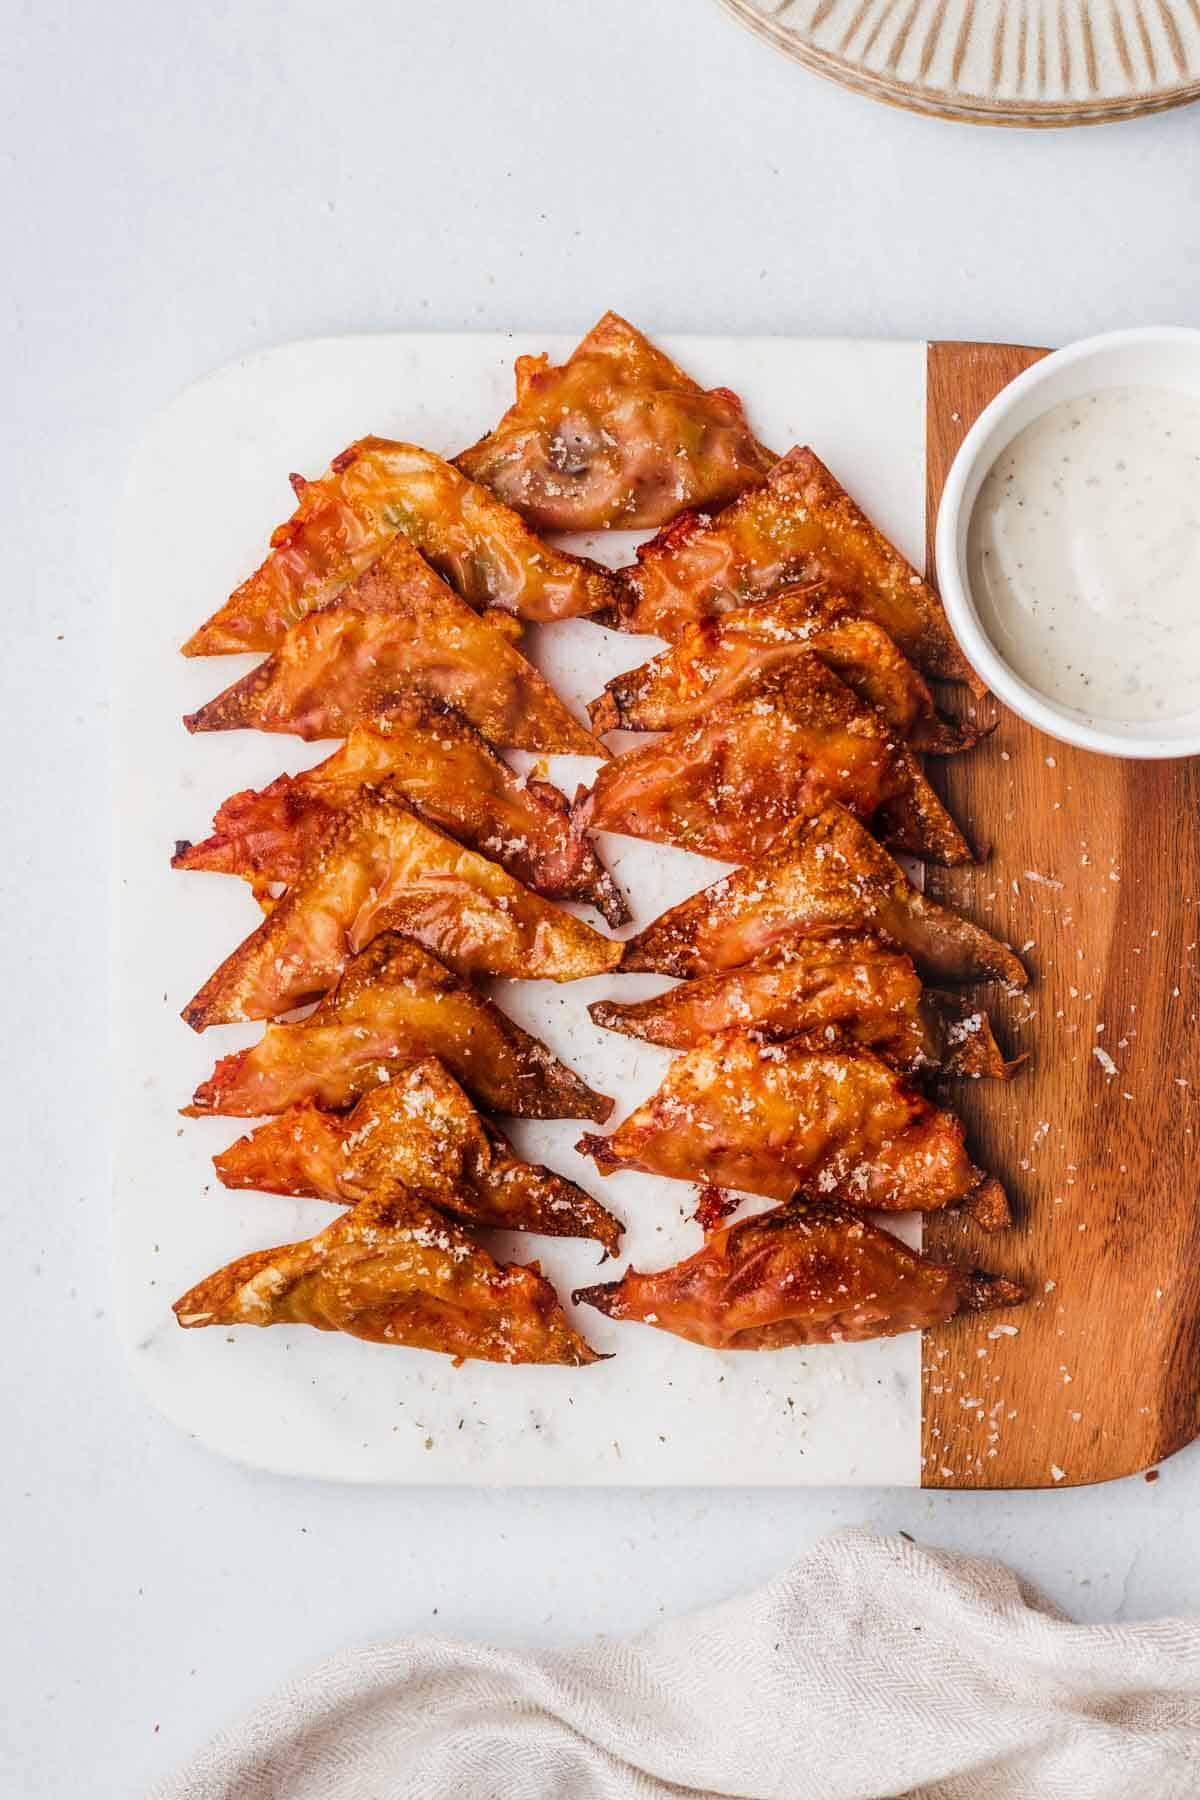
xmin=113 ymin=332 xmax=929 ymax=1484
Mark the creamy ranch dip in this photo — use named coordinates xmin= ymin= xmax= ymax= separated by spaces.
xmin=966 ymin=386 xmax=1200 ymax=722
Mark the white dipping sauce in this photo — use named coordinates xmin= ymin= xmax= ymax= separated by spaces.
xmin=967 ymin=385 xmax=1200 ymax=722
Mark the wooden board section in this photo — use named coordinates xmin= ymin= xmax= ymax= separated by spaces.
xmin=921 ymin=340 xmax=1200 ymax=1488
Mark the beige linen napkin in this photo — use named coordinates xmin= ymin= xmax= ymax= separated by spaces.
xmin=155 ymin=1529 xmax=1200 ymax=1800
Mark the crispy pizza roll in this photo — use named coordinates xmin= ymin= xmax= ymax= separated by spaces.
xmin=213 ymin=1059 xmax=622 ymax=1254
xmin=182 ymin=791 xmax=622 ymax=1030
xmin=589 ymin=947 xmax=1017 ymax=1079
xmin=577 ymin=1031 xmax=1009 ymax=1229
xmin=589 ymin=585 xmax=982 ymax=756
xmin=616 ymin=447 xmax=977 ymax=688
xmin=186 ymin=933 xmax=611 ymax=1119
xmin=173 ymin=703 xmax=628 ymax=926
xmin=621 ymin=802 xmax=1026 ymax=988
xmin=455 ymin=311 xmax=775 ymax=531
xmin=173 ymin=1191 xmax=601 ymax=1366
xmin=578 ymin=660 xmax=973 ymax=867
xmin=182 ymin=438 xmax=621 ymax=656
xmin=575 ymin=1197 xmax=1025 ymax=1350
xmin=184 ymin=534 xmax=604 ymax=756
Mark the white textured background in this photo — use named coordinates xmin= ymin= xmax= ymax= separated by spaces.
xmin=3 ymin=3 xmax=1199 ymax=1795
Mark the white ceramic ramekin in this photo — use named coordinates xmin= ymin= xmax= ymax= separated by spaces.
xmin=934 ymin=326 xmax=1200 ymax=759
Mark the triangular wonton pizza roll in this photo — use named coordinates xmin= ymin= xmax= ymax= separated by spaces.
xmin=213 ymin=1059 xmax=622 ymax=1254
xmin=589 ymin=945 xmax=1017 ymax=1079
xmin=186 ymin=933 xmax=611 ymax=1119
xmin=455 ymin=312 xmax=776 ymax=531
xmin=173 ymin=703 xmax=628 ymax=925
xmin=575 ymin=1197 xmax=1025 ymax=1350
xmin=589 ymin=585 xmax=981 ymax=756
xmin=182 ymin=791 xmax=622 ymax=1030
xmin=173 ymin=1191 xmax=601 ymax=1366
xmin=184 ymin=534 xmax=604 ymax=755
xmin=578 ymin=660 xmax=973 ymax=866
xmin=616 ymin=447 xmax=978 ymax=688
xmin=182 ymin=438 xmax=621 ymax=655
xmin=578 ymin=1031 xmax=1009 ymax=1230
xmin=621 ymin=802 xmax=1026 ymax=987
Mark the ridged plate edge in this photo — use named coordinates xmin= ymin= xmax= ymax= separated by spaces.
xmin=717 ymin=0 xmax=1200 ymax=126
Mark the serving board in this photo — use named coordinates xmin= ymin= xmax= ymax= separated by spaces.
xmin=112 ymin=332 xmax=1198 ymax=1488
xmin=921 ymin=341 xmax=1200 ymax=1488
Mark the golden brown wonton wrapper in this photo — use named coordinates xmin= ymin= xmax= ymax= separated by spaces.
xmin=589 ymin=586 xmax=982 ymax=756
xmin=616 ymin=447 xmax=978 ymax=687
xmin=182 ymin=790 xmax=622 ymax=1030
xmin=173 ymin=702 xmax=627 ymax=925
xmin=184 ymin=534 xmax=603 ymax=756
xmin=213 ymin=1058 xmax=622 ymax=1254
xmin=589 ymin=947 xmax=1017 ymax=1079
xmin=455 ymin=312 xmax=775 ymax=531
xmin=621 ymin=802 xmax=1025 ymax=988
xmin=575 ymin=1197 xmax=1025 ymax=1350
xmin=182 ymin=438 xmax=620 ymax=655
xmin=578 ymin=1030 xmax=1009 ymax=1229
xmin=186 ymin=933 xmax=612 ymax=1121
xmin=579 ymin=660 xmax=973 ymax=866
xmin=174 ymin=1191 xmax=600 ymax=1366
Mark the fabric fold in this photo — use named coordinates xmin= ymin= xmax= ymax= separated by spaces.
xmin=155 ymin=1529 xmax=1200 ymax=1800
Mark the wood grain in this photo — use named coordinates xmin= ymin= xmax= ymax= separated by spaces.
xmin=920 ymin=340 xmax=1200 ymax=1488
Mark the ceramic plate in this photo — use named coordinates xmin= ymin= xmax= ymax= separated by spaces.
xmin=718 ymin=0 xmax=1200 ymax=124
